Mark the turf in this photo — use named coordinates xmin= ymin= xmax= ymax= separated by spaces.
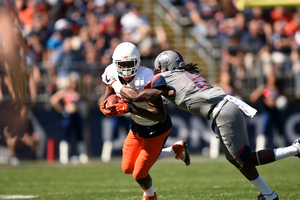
xmin=0 ymin=155 xmax=299 ymax=200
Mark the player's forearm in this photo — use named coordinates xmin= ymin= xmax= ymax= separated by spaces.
xmin=129 ymin=104 xmax=166 ymax=122
xmin=121 ymin=87 xmax=161 ymax=102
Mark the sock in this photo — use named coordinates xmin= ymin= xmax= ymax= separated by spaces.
xmin=274 ymin=145 xmax=299 ymax=160
xmin=156 ymin=146 xmax=175 ymax=161
xmin=143 ymin=184 xmax=154 ymax=197
xmin=250 ymin=175 xmax=273 ymax=195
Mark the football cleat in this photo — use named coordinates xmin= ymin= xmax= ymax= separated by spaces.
xmin=257 ymin=191 xmax=279 ymax=200
xmin=172 ymin=140 xmax=190 ymax=166
xmin=142 ymin=191 xmax=157 ymax=200
xmin=292 ymin=138 xmax=300 ymax=158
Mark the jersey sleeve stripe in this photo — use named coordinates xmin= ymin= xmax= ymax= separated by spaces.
xmin=151 ymin=75 xmax=166 ymax=88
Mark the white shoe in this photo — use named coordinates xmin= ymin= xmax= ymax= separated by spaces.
xmin=257 ymin=191 xmax=279 ymax=200
xmin=292 ymin=138 xmax=300 ymax=158
xmin=59 ymin=141 xmax=69 ymax=165
xmin=9 ymin=157 xmax=20 ymax=166
xmin=79 ymin=154 xmax=89 ymax=164
xmin=101 ymin=140 xmax=113 ymax=163
xmin=70 ymin=155 xmax=79 ymax=164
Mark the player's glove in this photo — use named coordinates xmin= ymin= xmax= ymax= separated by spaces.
xmin=106 ymin=99 xmax=130 ymax=117
xmin=99 ymin=100 xmax=115 ymax=117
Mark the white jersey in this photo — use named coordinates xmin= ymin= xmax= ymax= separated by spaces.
xmin=102 ymin=64 xmax=158 ymax=126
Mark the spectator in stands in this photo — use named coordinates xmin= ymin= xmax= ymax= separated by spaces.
xmin=99 ymin=11 xmax=122 ymax=44
xmin=26 ymin=32 xmax=44 ymax=64
xmin=249 ymin=72 xmax=286 ymax=150
xmin=25 ymin=32 xmax=44 ymax=95
xmin=240 ymin=18 xmax=270 ymax=77
xmin=46 ymin=18 xmax=73 ymax=52
xmin=83 ymin=48 xmax=102 ymax=98
xmin=5 ymin=114 xmax=39 ymax=166
xmin=120 ymin=28 xmax=132 ymax=43
xmin=284 ymin=12 xmax=300 ymax=37
xmin=92 ymin=0 xmax=108 ymax=21
xmin=184 ymin=0 xmax=208 ymax=36
xmin=270 ymin=6 xmax=292 ymax=25
xmin=241 ymin=19 xmax=268 ymax=56
xmin=120 ymin=2 xmax=149 ymax=36
xmin=214 ymin=71 xmax=235 ymax=96
xmin=46 ymin=18 xmax=73 ymax=91
xmin=154 ymin=26 xmax=171 ymax=52
xmin=290 ymin=49 xmax=300 ymax=98
xmin=0 ymin=102 xmax=39 ymax=166
xmin=136 ymin=25 xmax=156 ymax=60
xmin=30 ymin=9 xmax=51 ymax=48
xmin=78 ymin=26 xmax=94 ymax=57
xmin=50 ymin=37 xmax=84 ymax=90
xmin=220 ymin=34 xmax=245 ymax=79
xmin=15 ymin=0 xmax=35 ymax=35
xmin=50 ymin=72 xmax=89 ymax=164
xmin=85 ymin=12 xmax=107 ymax=54
xmin=270 ymin=19 xmax=293 ymax=71
xmin=101 ymin=37 xmax=120 ymax=66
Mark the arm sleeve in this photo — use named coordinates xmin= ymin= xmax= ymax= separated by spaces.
xmin=151 ymin=75 xmax=167 ymax=89
xmin=101 ymin=67 xmax=117 ymax=86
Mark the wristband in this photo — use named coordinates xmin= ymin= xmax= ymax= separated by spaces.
xmin=111 ymin=81 xmax=124 ymax=93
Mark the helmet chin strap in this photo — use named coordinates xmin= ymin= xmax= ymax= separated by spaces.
xmin=119 ymin=76 xmax=134 ymax=84
xmin=123 ymin=77 xmax=133 ymax=82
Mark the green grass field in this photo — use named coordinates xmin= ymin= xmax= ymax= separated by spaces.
xmin=0 ymin=155 xmax=299 ymax=200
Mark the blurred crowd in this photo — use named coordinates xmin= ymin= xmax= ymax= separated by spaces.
xmin=1 ymin=0 xmax=172 ymax=103
xmin=170 ymin=0 xmax=300 ymax=98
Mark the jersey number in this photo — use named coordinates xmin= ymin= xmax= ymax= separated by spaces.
xmin=185 ymin=72 xmax=210 ymax=89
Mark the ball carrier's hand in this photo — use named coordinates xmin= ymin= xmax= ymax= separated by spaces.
xmin=106 ymin=98 xmax=130 ymax=117
xmin=99 ymin=95 xmax=130 ymax=117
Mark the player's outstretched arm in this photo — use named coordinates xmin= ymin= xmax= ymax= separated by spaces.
xmin=129 ymin=97 xmax=166 ymax=122
xmin=121 ymin=86 xmax=171 ymax=102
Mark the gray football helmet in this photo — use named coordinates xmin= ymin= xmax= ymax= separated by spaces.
xmin=153 ymin=50 xmax=186 ymax=74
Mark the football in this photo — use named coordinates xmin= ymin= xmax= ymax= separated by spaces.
xmin=105 ymin=94 xmax=120 ymax=106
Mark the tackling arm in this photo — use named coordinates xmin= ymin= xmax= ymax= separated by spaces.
xmin=129 ymin=97 xmax=166 ymax=122
xmin=120 ymin=86 xmax=173 ymax=102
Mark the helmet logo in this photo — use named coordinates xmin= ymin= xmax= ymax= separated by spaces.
xmin=158 ymin=52 xmax=169 ymax=69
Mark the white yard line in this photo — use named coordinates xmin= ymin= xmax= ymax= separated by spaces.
xmin=0 ymin=195 xmax=38 ymax=199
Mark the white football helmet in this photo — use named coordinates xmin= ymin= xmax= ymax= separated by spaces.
xmin=112 ymin=42 xmax=141 ymax=81
xmin=154 ymin=50 xmax=186 ymax=74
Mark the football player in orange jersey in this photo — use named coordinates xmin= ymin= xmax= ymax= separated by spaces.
xmin=99 ymin=43 xmax=190 ymax=200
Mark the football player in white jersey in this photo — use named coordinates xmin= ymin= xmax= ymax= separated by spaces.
xmin=99 ymin=43 xmax=190 ymax=200
xmin=107 ymin=50 xmax=300 ymax=200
